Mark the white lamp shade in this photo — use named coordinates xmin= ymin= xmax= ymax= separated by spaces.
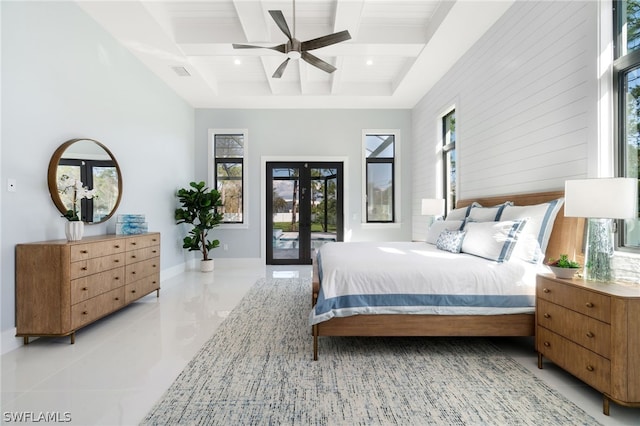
xmin=564 ymin=178 xmax=638 ymax=219
xmin=421 ymin=198 xmax=445 ymax=216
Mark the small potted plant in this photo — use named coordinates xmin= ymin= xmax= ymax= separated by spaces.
xmin=175 ymin=181 xmax=224 ymax=272
xmin=57 ymin=174 xmax=96 ymax=241
xmin=546 ymin=254 xmax=581 ymax=279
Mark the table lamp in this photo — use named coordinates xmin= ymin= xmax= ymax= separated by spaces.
xmin=421 ymin=198 xmax=445 ymax=226
xmin=564 ymin=178 xmax=638 ymax=281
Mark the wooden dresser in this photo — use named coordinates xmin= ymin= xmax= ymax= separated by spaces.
xmin=16 ymin=233 xmax=160 ymax=344
xmin=536 ymin=274 xmax=640 ymax=415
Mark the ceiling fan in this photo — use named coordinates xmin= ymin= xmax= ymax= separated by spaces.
xmin=232 ymin=0 xmax=351 ymax=78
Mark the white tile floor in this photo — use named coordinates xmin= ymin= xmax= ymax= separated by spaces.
xmin=1 ymin=264 xmax=638 ymax=425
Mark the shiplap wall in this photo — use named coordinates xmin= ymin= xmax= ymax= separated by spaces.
xmin=411 ymin=1 xmax=597 ymax=241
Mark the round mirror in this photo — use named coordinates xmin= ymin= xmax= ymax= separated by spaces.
xmin=48 ymin=138 xmax=122 ymax=224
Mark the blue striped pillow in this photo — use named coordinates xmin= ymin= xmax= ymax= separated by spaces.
xmin=461 ymin=219 xmax=528 ymax=262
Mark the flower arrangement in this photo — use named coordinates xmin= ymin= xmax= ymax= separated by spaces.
xmin=58 ymin=174 xmax=97 ymax=221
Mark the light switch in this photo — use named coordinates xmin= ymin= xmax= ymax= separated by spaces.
xmin=7 ymin=179 xmax=16 ymax=192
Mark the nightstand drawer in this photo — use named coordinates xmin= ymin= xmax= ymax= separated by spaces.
xmin=537 ymin=299 xmax=610 ymax=358
xmin=537 ymin=327 xmax=610 ymax=393
xmin=70 ymin=239 xmax=125 ymax=261
xmin=537 ymin=277 xmax=611 ymax=323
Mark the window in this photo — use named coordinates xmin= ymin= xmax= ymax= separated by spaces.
xmin=211 ymin=130 xmax=246 ymax=224
xmin=364 ymin=131 xmax=397 ymax=223
xmin=614 ymin=1 xmax=640 ymax=250
xmin=442 ymin=109 xmax=456 ymax=213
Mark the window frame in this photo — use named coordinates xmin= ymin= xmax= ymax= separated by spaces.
xmin=441 ymin=109 xmax=456 ymax=214
xmin=208 ymin=129 xmax=248 ymax=229
xmin=613 ymin=0 xmax=640 ymax=252
xmin=362 ymin=130 xmax=400 ymax=225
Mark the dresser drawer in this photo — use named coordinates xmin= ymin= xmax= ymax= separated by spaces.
xmin=537 ymin=327 xmax=610 ymax=393
xmin=71 ymin=287 xmax=126 ymax=329
xmin=71 ymin=267 xmax=125 ymax=304
xmin=126 ymin=234 xmax=160 ymax=250
xmin=126 ymin=246 xmax=160 ymax=264
xmin=125 ymin=257 xmax=160 ymax=284
xmin=537 ymin=277 xmax=611 ymax=323
xmin=537 ymin=299 xmax=611 ymax=358
xmin=70 ymin=239 xmax=125 ymax=262
xmin=125 ymin=274 xmax=160 ymax=304
xmin=70 ymin=253 xmax=126 ymax=279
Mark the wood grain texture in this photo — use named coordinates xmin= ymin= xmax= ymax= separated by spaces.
xmin=15 ymin=233 xmax=160 ymax=343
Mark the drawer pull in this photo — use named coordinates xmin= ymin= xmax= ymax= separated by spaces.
xmin=543 ymin=341 xmax=550 ymax=347
xmin=82 ymin=311 xmax=88 ymax=315
xmin=114 ymin=259 xmax=120 ymax=263
xmin=131 ymin=290 xmax=137 ymax=294
xmin=586 ymin=331 xmax=595 ymax=338
xmin=115 ymin=245 xmax=120 ymax=248
xmin=153 ymin=264 xmax=157 ymax=268
xmin=132 ymin=242 xmax=137 ymax=246
xmin=543 ymin=313 xmax=551 ymax=319
xmin=152 ymin=250 xmax=157 ymax=254
xmin=585 ymin=302 xmax=594 ymax=308
xmin=152 ymin=281 xmax=157 ymax=284
xmin=131 ymin=271 xmax=136 ymax=275
xmin=81 ymin=267 xmax=88 ymax=271
xmin=81 ymin=250 xmax=88 ymax=254
xmin=131 ymin=255 xmax=137 ymax=259
xmin=114 ymin=277 xmax=120 ymax=280
xmin=152 ymin=238 xmax=157 ymax=242
xmin=543 ymin=288 xmax=550 ymax=293
xmin=586 ymin=365 xmax=594 ymax=372
xmin=115 ymin=297 xmax=119 ymax=301
xmin=82 ymin=287 xmax=88 ymax=291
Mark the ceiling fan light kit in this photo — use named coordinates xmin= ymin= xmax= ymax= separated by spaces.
xmin=232 ymin=1 xmax=351 ymax=78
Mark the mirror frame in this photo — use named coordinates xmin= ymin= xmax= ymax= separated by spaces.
xmin=47 ymin=138 xmax=123 ymax=224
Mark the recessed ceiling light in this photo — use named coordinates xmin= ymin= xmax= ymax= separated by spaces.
xmin=366 ymin=59 xmax=374 ymax=66
xmin=234 ymin=59 xmax=242 ymax=65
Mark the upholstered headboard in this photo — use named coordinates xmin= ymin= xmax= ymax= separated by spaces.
xmin=457 ymin=191 xmax=585 ymax=264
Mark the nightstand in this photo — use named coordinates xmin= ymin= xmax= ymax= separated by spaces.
xmin=536 ymin=274 xmax=640 ymax=415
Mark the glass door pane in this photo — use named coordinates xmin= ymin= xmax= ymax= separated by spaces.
xmin=311 ymin=167 xmax=339 ymax=252
xmin=271 ymin=167 xmax=301 ymax=261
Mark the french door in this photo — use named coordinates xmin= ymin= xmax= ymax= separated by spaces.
xmin=266 ymin=161 xmax=343 ymax=265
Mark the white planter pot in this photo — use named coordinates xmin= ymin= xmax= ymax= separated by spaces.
xmin=200 ymin=259 xmax=214 ymax=272
xmin=549 ymin=265 xmax=579 ymax=279
xmin=65 ymin=221 xmax=84 ymax=242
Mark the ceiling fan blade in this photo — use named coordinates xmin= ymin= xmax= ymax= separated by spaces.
xmin=301 ymin=30 xmax=351 ymax=51
xmin=233 ymin=43 xmax=286 ymax=53
xmin=272 ymin=58 xmax=291 ymax=78
xmin=301 ymin=52 xmax=336 ymax=74
xmin=269 ymin=10 xmax=293 ymax=41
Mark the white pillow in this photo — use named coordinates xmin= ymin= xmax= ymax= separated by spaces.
xmin=426 ymin=220 xmax=464 ymax=244
xmin=461 ymin=219 xmax=528 ymax=262
xmin=445 ymin=202 xmax=481 ymax=221
xmin=499 ymin=198 xmax=564 ymax=263
xmin=467 ymin=202 xmax=514 ymax=222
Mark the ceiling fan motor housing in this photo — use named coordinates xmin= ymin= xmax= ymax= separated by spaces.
xmin=287 ymin=40 xmax=302 ymax=60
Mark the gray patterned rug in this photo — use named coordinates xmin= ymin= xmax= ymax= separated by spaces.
xmin=142 ymin=277 xmax=600 ymax=425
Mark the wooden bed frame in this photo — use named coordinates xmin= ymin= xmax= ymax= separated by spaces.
xmin=311 ymin=190 xmax=585 ymax=360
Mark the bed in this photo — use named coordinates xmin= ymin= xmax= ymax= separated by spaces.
xmin=310 ymin=191 xmax=585 ymax=360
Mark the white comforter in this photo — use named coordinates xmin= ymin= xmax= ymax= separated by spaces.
xmin=310 ymin=241 xmax=547 ymax=326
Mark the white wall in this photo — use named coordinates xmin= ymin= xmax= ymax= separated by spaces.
xmin=411 ymin=0 xmax=597 ymax=241
xmin=195 ymin=109 xmax=413 ymax=259
xmin=1 ymin=2 xmax=195 ymax=350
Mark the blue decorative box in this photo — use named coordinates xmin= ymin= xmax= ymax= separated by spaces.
xmin=116 ymin=213 xmax=148 ymax=235
xmin=116 ymin=221 xmax=148 ymax=235
xmin=117 ymin=214 xmax=146 ymax=223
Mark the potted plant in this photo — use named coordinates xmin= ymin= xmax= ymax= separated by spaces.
xmin=175 ymin=181 xmax=223 ymax=272
xmin=546 ymin=254 xmax=581 ymax=279
xmin=58 ymin=174 xmax=96 ymax=241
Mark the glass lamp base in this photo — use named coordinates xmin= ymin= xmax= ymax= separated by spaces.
xmin=585 ymin=218 xmax=613 ymax=282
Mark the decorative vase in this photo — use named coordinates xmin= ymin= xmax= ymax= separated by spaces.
xmin=549 ymin=265 xmax=580 ymax=279
xmin=200 ymin=259 xmax=214 ymax=272
xmin=65 ymin=221 xmax=84 ymax=242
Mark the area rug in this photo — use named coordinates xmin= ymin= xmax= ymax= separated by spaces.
xmin=142 ymin=277 xmax=601 ymax=425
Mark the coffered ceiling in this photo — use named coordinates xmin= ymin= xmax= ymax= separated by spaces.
xmin=77 ymin=0 xmax=513 ymax=109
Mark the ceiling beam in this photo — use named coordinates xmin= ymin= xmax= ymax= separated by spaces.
xmin=334 ymin=0 xmax=364 ymax=38
xmin=232 ymin=0 xmax=270 ymax=42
